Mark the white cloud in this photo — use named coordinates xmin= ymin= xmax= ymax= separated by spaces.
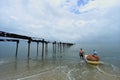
xmin=95 ymin=0 xmax=120 ymax=8
xmin=0 ymin=0 xmax=120 ymax=43
xmin=10 ymin=16 xmax=18 ymax=21
xmin=46 ymin=0 xmax=66 ymax=7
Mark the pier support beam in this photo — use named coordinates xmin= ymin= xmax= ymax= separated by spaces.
xmin=42 ymin=39 xmax=44 ymax=57
xmin=60 ymin=42 xmax=62 ymax=53
xmin=37 ymin=42 xmax=39 ymax=56
xmin=53 ymin=41 xmax=56 ymax=53
xmin=28 ymin=40 xmax=31 ymax=57
xmin=45 ymin=42 xmax=48 ymax=54
xmin=15 ymin=40 xmax=19 ymax=57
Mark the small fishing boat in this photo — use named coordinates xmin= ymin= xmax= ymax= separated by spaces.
xmin=85 ymin=54 xmax=102 ymax=65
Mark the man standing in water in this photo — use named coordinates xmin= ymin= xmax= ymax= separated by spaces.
xmin=79 ymin=48 xmax=84 ymax=60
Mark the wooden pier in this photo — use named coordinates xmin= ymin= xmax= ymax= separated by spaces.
xmin=0 ymin=31 xmax=74 ymax=58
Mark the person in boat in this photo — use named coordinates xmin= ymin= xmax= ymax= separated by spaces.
xmin=79 ymin=48 xmax=84 ymax=60
xmin=93 ymin=50 xmax=97 ymax=55
xmin=87 ymin=50 xmax=99 ymax=61
xmin=92 ymin=50 xmax=99 ymax=61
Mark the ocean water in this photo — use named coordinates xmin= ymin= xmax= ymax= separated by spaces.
xmin=0 ymin=42 xmax=120 ymax=80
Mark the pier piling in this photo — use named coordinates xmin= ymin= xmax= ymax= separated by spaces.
xmin=37 ymin=42 xmax=39 ymax=56
xmin=28 ymin=40 xmax=31 ymax=57
xmin=42 ymin=39 xmax=44 ymax=57
xmin=15 ymin=40 xmax=19 ymax=57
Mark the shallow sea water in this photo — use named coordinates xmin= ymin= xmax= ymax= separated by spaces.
xmin=0 ymin=43 xmax=120 ymax=80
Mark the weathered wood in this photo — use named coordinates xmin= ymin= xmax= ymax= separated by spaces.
xmin=45 ymin=42 xmax=48 ymax=54
xmin=42 ymin=39 xmax=44 ymax=57
xmin=37 ymin=42 xmax=39 ymax=56
xmin=16 ymin=41 xmax=19 ymax=57
xmin=28 ymin=40 xmax=31 ymax=57
xmin=0 ymin=31 xmax=32 ymax=40
xmin=60 ymin=42 xmax=62 ymax=53
xmin=0 ymin=39 xmax=19 ymax=42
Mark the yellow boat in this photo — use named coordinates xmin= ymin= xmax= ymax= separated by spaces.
xmin=85 ymin=55 xmax=102 ymax=65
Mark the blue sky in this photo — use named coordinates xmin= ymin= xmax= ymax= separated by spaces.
xmin=0 ymin=0 xmax=120 ymax=43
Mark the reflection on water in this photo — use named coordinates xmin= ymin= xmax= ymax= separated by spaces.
xmin=0 ymin=44 xmax=120 ymax=80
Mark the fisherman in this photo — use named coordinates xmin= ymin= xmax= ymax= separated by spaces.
xmin=79 ymin=48 xmax=84 ymax=60
xmin=92 ymin=50 xmax=99 ymax=61
xmin=93 ymin=50 xmax=97 ymax=55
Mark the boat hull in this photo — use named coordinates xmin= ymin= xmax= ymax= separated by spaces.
xmin=85 ymin=55 xmax=100 ymax=65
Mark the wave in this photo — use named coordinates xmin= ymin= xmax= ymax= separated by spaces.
xmin=96 ymin=64 xmax=120 ymax=78
xmin=16 ymin=67 xmax=55 ymax=80
xmin=0 ymin=60 xmax=6 ymax=65
xmin=16 ymin=63 xmax=120 ymax=80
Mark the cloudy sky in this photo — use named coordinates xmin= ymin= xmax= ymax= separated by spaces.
xmin=0 ymin=0 xmax=120 ymax=43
